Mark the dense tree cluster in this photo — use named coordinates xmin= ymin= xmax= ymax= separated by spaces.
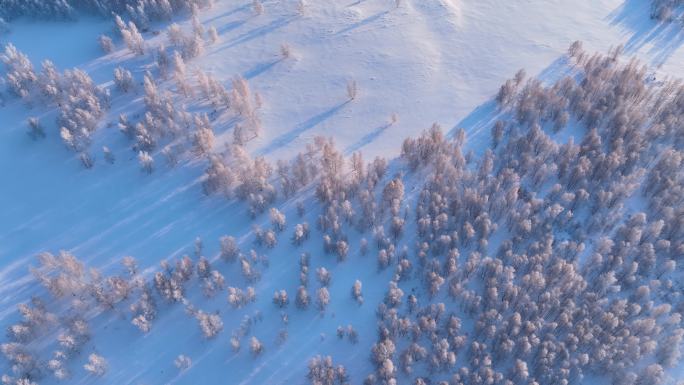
xmin=307 ymin=355 xmax=349 ymax=385
xmin=1 ymin=44 xmax=109 ymax=155
xmin=358 ymin=44 xmax=684 ymax=385
xmin=2 ymin=3 xmax=224 ymax=171
xmin=0 ymin=0 xmax=213 ymax=23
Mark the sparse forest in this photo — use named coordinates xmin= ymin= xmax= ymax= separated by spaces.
xmin=1 ymin=1 xmax=683 ymax=385
xmin=0 ymin=0 xmax=214 ymax=23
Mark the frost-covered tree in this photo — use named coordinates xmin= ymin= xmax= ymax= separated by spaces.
xmin=272 ymin=290 xmax=289 ymax=308
xmin=98 ymin=35 xmax=114 ymax=53
xmin=192 ymin=114 xmax=215 ymax=156
xmin=196 ymin=310 xmax=223 ymax=339
xmin=116 ymin=16 xmax=145 ymax=55
xmin=270 ymin=208 xmax=286 ymax=232
xmin=316 ymin=267 xmax=331 ymax=287
xmin=296 ymin=286 xmax=310 ymax=309
xmin=207 ymin=25 xmax=219 ymax=44
xmin=227 ymin=286 xmax=256 ymax=308
xmin=220 ymin=235 xmax=239 ymax=262
xmin=292 ymin=222 xmax=310 ymax=245
xmin=84 ymin=354 xmax=107 ymax=376
xmin=352 ymin=279 xmax=363 ymax=305
xmin=307 ymin=355 xmax=348 ymax=385
xmin=113 ymin=66 xmax=134 ymax=92
xmin=384 ymin=281 xmax=403 ymax=307
xmin=1 ymin=43 xmax=36 ymax=99
xmin=174 ymin=354 xmax=191 ymax=371
xmin=138 ymin=151 xmax=154 ymax=173
xmin=250 ymin=336 xmax=264 ymax=356
xmin=317 ymin=287 xmax=330 ymax=311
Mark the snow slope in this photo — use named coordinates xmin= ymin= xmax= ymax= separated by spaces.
xmin=4 ymin=1 xmax=684 ymax=160
xmin=1 ymin=0 xmax=684 ymax=384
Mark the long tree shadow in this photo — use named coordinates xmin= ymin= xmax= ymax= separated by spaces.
xmin=204 ymin=3 xmax=252 ymax=24
xmin=243 ymin=58 xmax=282 ymax=80
xmin=217 ymin=19 xmax=248 ymax=35
xmin=345 ymin=122 xmax=391 ymax=154
xmin=450 ymin=100 xmax=501 ymax=154
xmin=225 ymin=16 xmax=297 ymax=49
xmin=335 ymin=10 xmax=389 ymax=36
xmin=537 ymin=56 xmax=574 ymax=84
xmin=258 ymin=101 xmax=349 ymax=155
xmin=608 ymin=0 xmax=684 ymax=66
xmin=450 ymin=55 xmax=579 ymax=154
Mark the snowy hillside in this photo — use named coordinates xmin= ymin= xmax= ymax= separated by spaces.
xmin=1 ymin=0 xmax=684 ymax=384
xmin=5 ymin=0 xmax=684 ymax=159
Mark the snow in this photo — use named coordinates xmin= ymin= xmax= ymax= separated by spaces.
xmin=0 ymin=0 xmax=683 ymax=384
xmin=0 ymin=17 xmax=111 ymax=69
xmin=171 ymin=0 xmax=684 ymax=159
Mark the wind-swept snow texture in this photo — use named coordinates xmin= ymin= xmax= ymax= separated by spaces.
xmin=0 ymin=0 xmax=683 ymax=384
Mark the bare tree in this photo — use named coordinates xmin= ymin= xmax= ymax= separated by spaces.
xmin=347 ymin=79 xmax=358 ymax=100
xmin=281 ymin=43 xmax=292 ymax=59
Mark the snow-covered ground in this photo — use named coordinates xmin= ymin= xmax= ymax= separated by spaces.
xmin=1 ymin=0 xmax=683 ymax=384
xmin=5 ymin=0 xmax=683 ymax=160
